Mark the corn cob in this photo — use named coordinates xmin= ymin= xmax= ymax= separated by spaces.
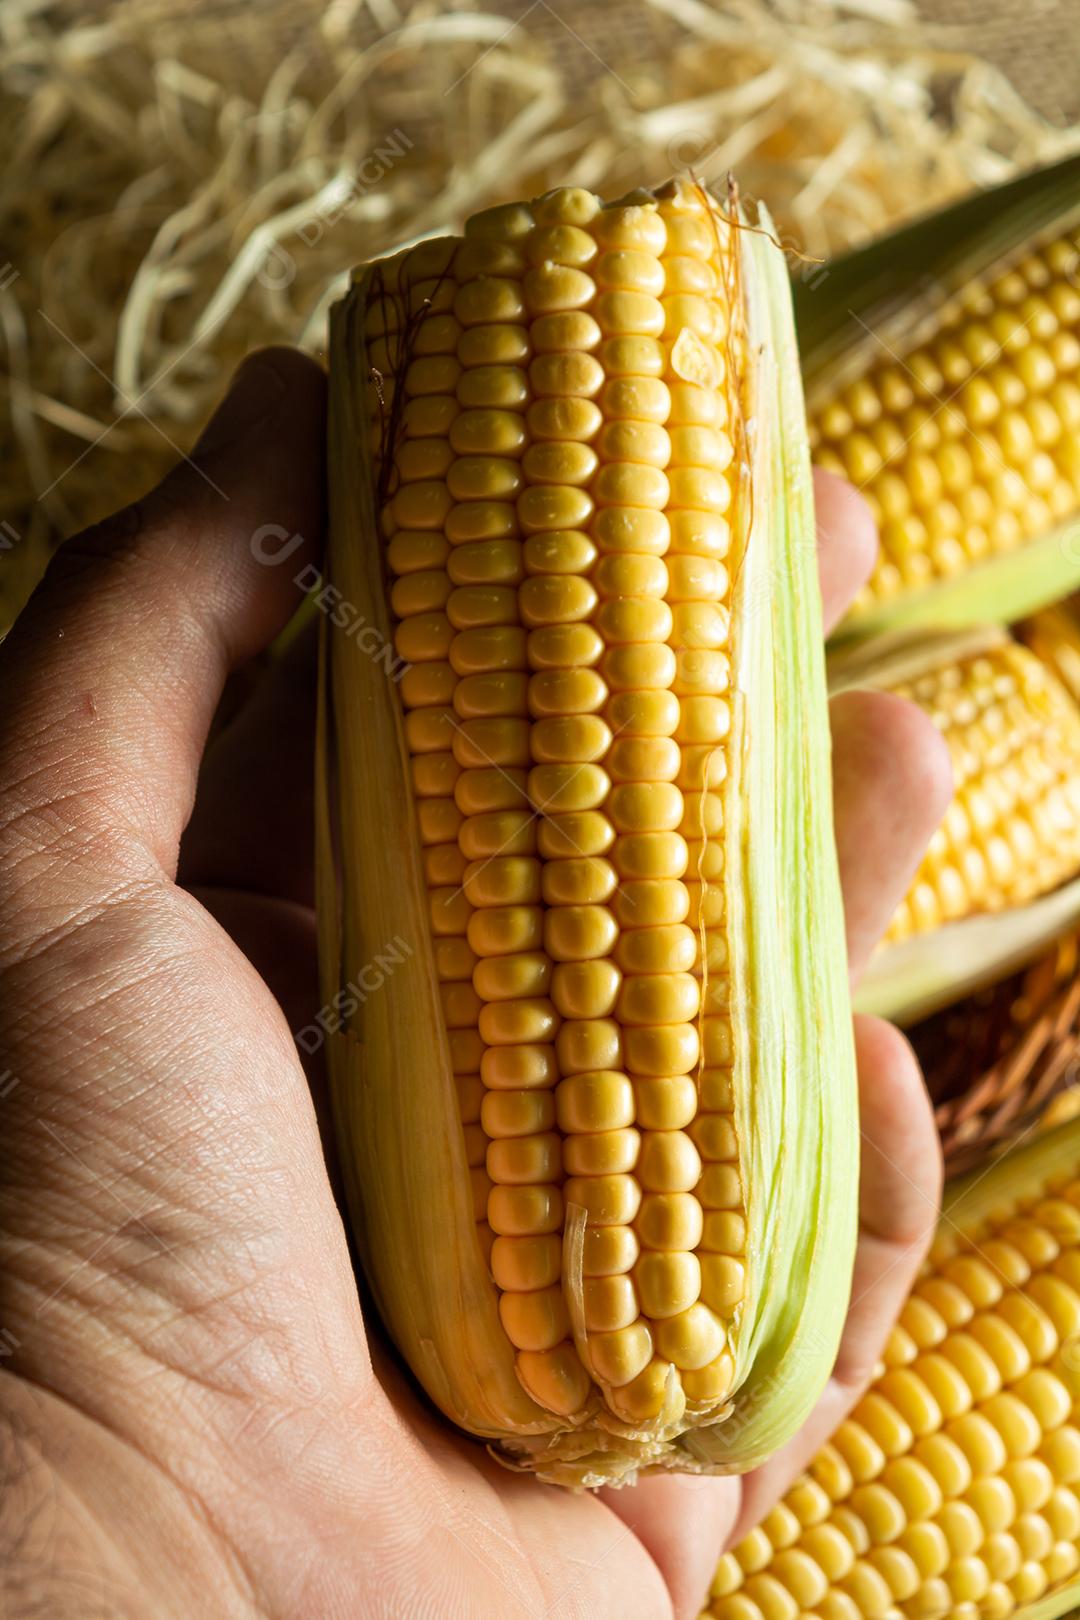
xmin=705 ymin=1121 xmax=1080 ymax=1620
xmin=812 ymin=230 xmax=1080 ymax=621
xmin=830 ymin=630 xmax=1080 ymax=1028
xmin=884 ymin=635 xmax=1080 ymax=944
xmin=796 ymin=154 xmax=1080 ymax=642
xmin=319 ymin=179 xmax=857 ymax=1486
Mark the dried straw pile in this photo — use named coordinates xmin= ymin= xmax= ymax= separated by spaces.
xmin=2 ymin=0 xmax=1078 ymax=628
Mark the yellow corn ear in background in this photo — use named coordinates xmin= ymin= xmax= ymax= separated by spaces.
xmin=830 ymin=627 xmax=1080 ymax=1029
xmin=812 ymin=229 xmax=1080 ymax=624
xmin=795 ymin=153 xmax=1080 ymax=644
xmin=704 ymin=1120 xmax=1080 ymax=1620
xmin=318 ymin=179 xmax=857 ymax=1486
xmin=882 ymin=635 xmax=1080 ymax=944
xmin=1020 ymin=599 xmax=1080 ymax=710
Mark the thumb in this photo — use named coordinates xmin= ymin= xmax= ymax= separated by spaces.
xmin=0 ymin=347 xmax=372 ymax=1447
xmin=0 ymin=347 xmax=326 ymax=892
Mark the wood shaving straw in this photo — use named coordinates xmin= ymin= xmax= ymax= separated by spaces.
xmin=1 ymin=0 xmax=1078 ymax=627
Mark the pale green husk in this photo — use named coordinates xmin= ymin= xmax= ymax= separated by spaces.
xmin=681 ymin=215 xmax=858 ymax=1474
xmin=317 ymin=188 xmax=857 ymax=1487
xmin=794 ymin=153 xmax=1080 ymax=643
xmin=855 ymin=877 xmax=1080 ymax=1028
xmin=944 ymin=1112 xmax=1080 ymax=1229
xmin=1015 ymin=1594 xmax=1080 ymax=1620
xmin=832 ymin=522 xmax=1080 ymax=647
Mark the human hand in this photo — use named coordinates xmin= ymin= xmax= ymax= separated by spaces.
xmin=0 ymin=349 xmax=949 ymax=1619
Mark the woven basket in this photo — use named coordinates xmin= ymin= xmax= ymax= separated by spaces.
xmin=911 ymin=932 xmax=1080 ymax=1176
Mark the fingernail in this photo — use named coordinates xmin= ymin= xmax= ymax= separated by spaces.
xmin=194 ymin=353 xmax=288 ymax=458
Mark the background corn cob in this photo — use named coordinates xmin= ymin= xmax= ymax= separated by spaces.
xmin=1020 ymin=600 xmax=1080 ymax=709
xmin=830 ymin=628 xmax=1080 ymax=1028
xmin=796 ymin=155 xmax=1080 ymax=643
xmin=705 ymin=1122 xmax=1080 ymax=1620
xmin=812 ymin=228 xmax=1080 ymax=622
xmin=320 ymin=178 xmax=857 ymax=1485
xmin=882 ymin=634 xmax=1080 ymax=945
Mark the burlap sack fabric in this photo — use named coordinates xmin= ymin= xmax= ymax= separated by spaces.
xmin=921 ymin=0 xmax=1080 ymax=124
xmin=427 ymin=0 xmax=1080 ymax=125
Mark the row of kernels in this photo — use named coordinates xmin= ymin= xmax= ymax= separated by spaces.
xmin=589 ymin=217 xmax=714 ymax=1400
xmin=574 ymin=195 xmax=725 ymax=1416
xmin=371 ymin=272 xmax=501 ymax=1263
xmin=529 ymin=199 xmax=669 ymax=1410
xmin=441 ymin=226 xmax=586 ymax=1402
xmin=522 ymin=205 xmax=624 ymax=1046
xmin=461 ymin=198 xmax=613 ymax=1421
xmin=632 ymin=190 xmax=740 ymax=1403
xmin=665 ymin=606 xmax=743 ymax=1332
xmin=518 ymin=198 xmax=675 ymax=1411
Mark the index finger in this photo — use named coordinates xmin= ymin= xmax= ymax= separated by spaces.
xmin=814 ymin=466 xmax=878 ymax=636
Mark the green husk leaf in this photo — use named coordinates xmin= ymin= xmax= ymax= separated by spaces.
xmin=944 ymin=1113 xmax=1080 ymax=1228
xmin=682 ymin=209 xmax=858 ymax=1472
xmin=828 ymin=521 xmax=1080 ymax=648
xmin=1007 ymin=1591 xmax=1080 ymax=1620
xmin=826 ymin=624 xmax=1009 ymax=695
